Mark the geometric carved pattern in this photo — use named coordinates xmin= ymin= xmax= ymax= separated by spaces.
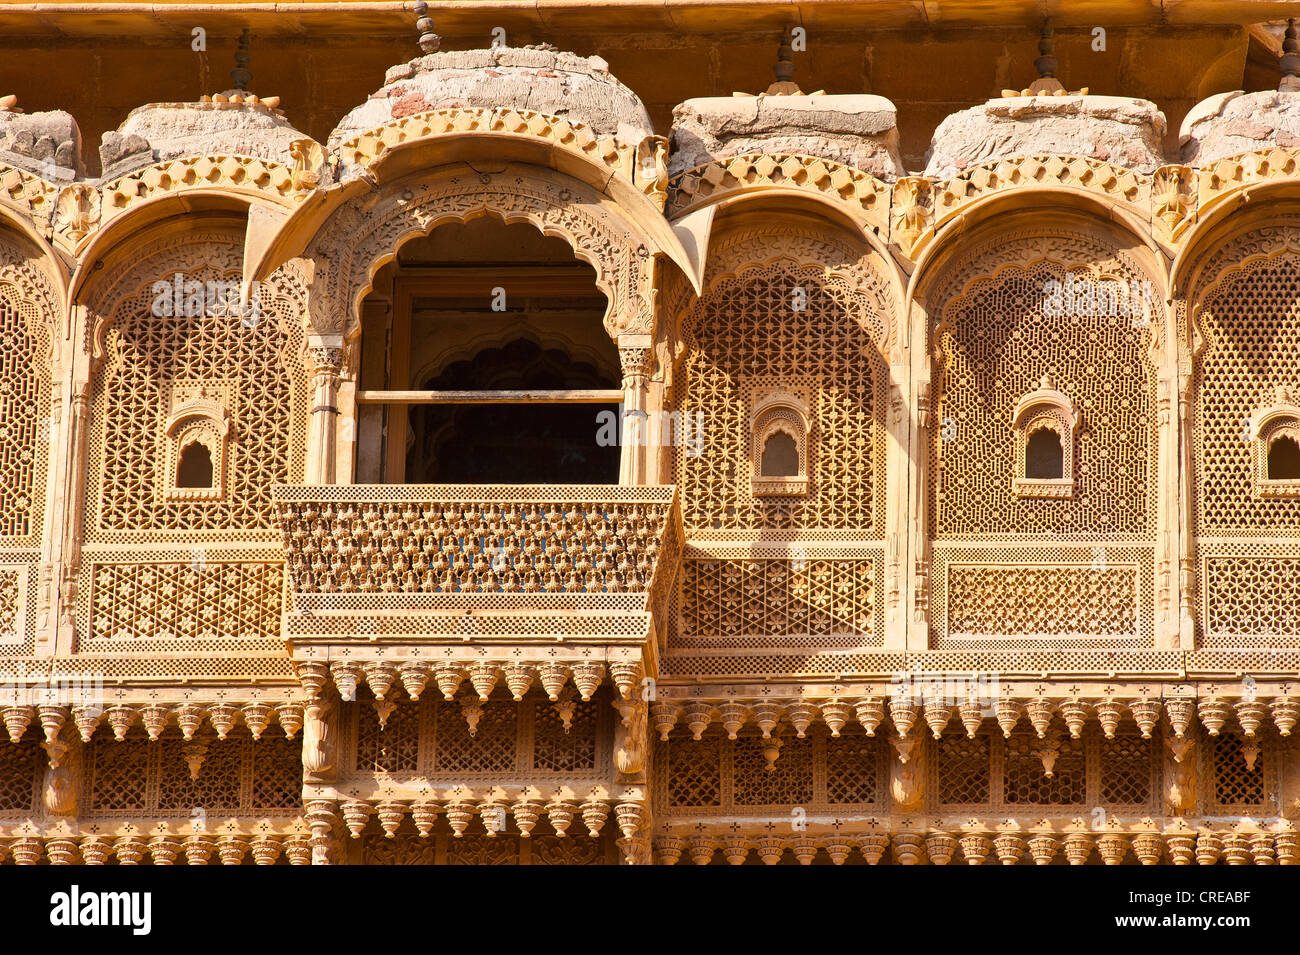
xmin=934 ymin=253 xmax=1156 ymax=539
xmin=1194 ymin=245 xmax=1300 ymax=535
xmin=1099 ymin=733 xmax=1154 ymax=806
xmin=88 ymin=560 xmax=283 ymax=643
xmin=935 ymin=732 xmax=990 ymax=805
xmin=342 ymin=693 xmax=604 ymax=779
xmin=1205 ymin=557 xmax=1300 ymax=638
xmin=533 ymin=698 xmax=597 ymax=773
xmin=356 ymin=698 xmax=420 ymax=774
xmin=1208 ymin=733 xmax=1266 ymax=809
xmin=933 ymin=726 xmax=1155 ymax=811
xmin=681 ymin=558 xmax=874 ymax=639
xmin=0 ymin=739 xmax=38 ymax=812
xmin=90 ymin=234 xmax=307 ymax=535
xmin=946 ymin=564 xmax=1138 ymax=639
xmin=0 ymin=569 xmax=19 ymax=643
xmin=1003 ymin=732 xmax=1085 ymax=805
xmin=677 ymin=254 xmax=888 ymax=535
xmin=277 ymin=495 xmax=674 ymax=596
xmin=431 ymin=699 xmax=517 ymax=775
xmin=84 ymin=728 xmax=303 ymax=817
xmin=0 ymin=279 xmax=46 ymax=539
xmin=657 ymin=728 xmax=882 ymax=814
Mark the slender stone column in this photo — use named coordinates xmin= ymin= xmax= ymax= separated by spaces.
xmin=306 ymin=334 xmax=344 ymax=485
xmin=618 ymin=335 xmax=654 ymax=486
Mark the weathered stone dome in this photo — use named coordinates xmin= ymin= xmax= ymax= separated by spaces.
xmin=100 ymin=92 xmax=311 ymax=179
xmin=1180 ymin=90 xmax=1300 ymax=167
xmin=924 ymin=94 xmax=1167 ymax=179
xmin=0 ymin=101 xmax=83 ymax=179
xmin=669 ymin=93 xmax=906 ymax=181
xmin=328 ymin=46 xmax=655 ymax=152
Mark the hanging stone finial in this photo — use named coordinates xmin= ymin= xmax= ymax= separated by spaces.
xmin=1281 ymin=19 xmax=1300 ymax=91
xmin=414 ymin=1 xmax=441 ymax=55
xmin=230 ymin=28 xmax=252 ymax=91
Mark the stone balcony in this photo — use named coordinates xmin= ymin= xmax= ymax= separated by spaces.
xmin=270 ymin=485 xmax=682 ymax=700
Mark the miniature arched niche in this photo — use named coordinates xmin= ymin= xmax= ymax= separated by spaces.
xmin=1251 ymin=389 xmax=1300 ymax=497
xmin=750 ymin=391 xmax=810 ymax=497
xmin=1011 ymin=376 xmax=1080 ymax=498
xmin=164 ymin=393 xmax=231 ymax=501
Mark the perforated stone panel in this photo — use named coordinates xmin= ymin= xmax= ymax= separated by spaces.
xmin=1194 ymin=240 xmax=1300 ymax=536
xmin=674 ymin=248 xmax=890 ymax=537
xmin=84 ymin=727 xmax=302 ymax=818
xmin=933 ymin=252 xmax=1157 ymax=540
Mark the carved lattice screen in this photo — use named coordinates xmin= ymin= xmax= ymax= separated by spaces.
xmin=76 ymin=229 xmax=309 ymax=664
xmin=0 ymin=235 xmax=56 ymax=656
xmin=674 ymin=256 xmax=888 ymax=535
xmin=342 ymin=689 xmax=607 ymax=782
xmin=666 ymin=229 xmax=893 ymax=669
xmin=1192 ymin=232 xmax=1300 ymax=645
xmin=928 ymin=234 xmax=1159 ymax=649
xmin=83 ymin=727 xmax=302 ymax=817
xmin=654 ymin=726 xmax=884 ymax=815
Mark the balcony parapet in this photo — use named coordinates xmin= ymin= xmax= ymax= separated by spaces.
xmin=270 ymin=485 xmax=682 ymax=677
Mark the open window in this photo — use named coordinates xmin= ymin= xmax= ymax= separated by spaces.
xmin=750 ymin=391 xmax=810 ymax=496
xmin=1011 ymin=376 xmax=1079 ymax=498
xmin=354 ymin=219 xmax=622 ymax=484
xmin=1250 ymin=388 xmax=1300 ymax=497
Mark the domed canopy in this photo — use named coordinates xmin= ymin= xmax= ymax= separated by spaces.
xmin=100 ymin=92 xmax=313 ymax=179
xmin=924 ymin=94 xmax=1167 ymax=179
xmin=670 ymin=93 xmax=906 ymax=181
xmin=1180 ymin=90 xmax=1300 ymax=167
xmin=328 ymin=46 xmax=655 ymax=152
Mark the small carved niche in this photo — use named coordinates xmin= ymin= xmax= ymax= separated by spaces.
xmin=163 ymin=385 xmax=231 ymax=501
xmin=750 ymin=390 xmax=810 ymax=497
xmin=1251 ymin=387 xmax=1300 ymax=498
xmin=1011 ymin=375 xmax=1079 ymax=499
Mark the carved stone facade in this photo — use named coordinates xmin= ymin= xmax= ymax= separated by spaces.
xmin=3 ymin=5 xmax=1300 ymax=865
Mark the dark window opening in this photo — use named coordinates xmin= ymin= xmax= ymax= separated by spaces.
xmin=760 ymin=431 xmax=799 ymax=476
xmin=1267 ymin=435 xmax=1300 ymax=480
xmin=1025 ymin=427 xmax=1064 ymax=479
xmin=406 ymin=339 xmax=620 ymax=484
xmin=176 ymin=441 xmax=214 ymax=488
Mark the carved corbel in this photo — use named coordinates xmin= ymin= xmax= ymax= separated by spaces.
xmin=1164 ymin=726 xmax=1198 ymax=816
xmin=888 ymin=727 xmax=926 ymax=813
xmin=302 ymin=695 xmax=338 ymax=781
xmin=613 ymin=698 xmax=648 ymax=778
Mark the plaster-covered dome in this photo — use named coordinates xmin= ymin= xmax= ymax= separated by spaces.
xmin=924 ymin=93 xmax=1167 ymax=179
xmin=1180 ymin=90 xmax=1300 ymax=167
xmin=0 ymin=99 xmax=83 ymax=179
xmin=100 ymin=92 xmax=313 ymax=179
xmin=669 ymin=93 xmax=906 ymax=181
xmin=328 ymin=46 xmax=655 ymax=152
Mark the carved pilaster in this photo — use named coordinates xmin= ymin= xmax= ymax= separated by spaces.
xmin=305 ymin=334 xmax=344 ymax=485
xmin=618 ymin=336 xmax=654 ymax=486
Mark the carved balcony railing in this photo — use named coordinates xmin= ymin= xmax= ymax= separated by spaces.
xmin=271 ymin=485 xmax=683 ymax=686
